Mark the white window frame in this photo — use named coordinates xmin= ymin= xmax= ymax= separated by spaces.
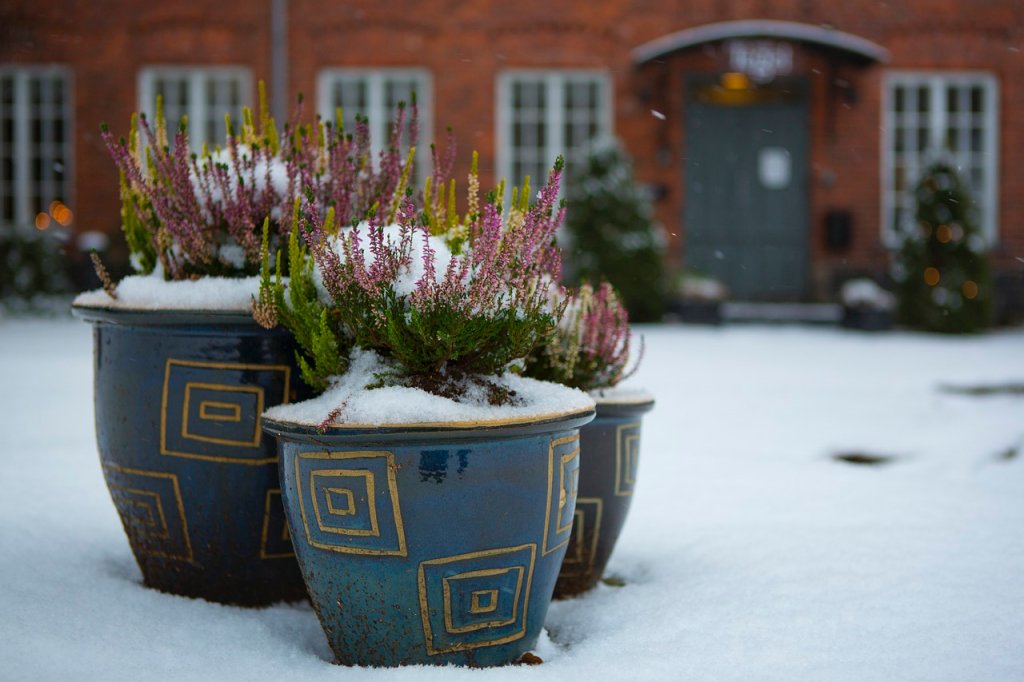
xmin=496 ymin=69 xmax=613 ymax=188
xmin=137 ymin=66 xmax=252 ymax=150
xmin=315 ymin=68 xmax=433 ymax=180
xmin=0 ymin=64 xmax=73 ymax=231
xmin=881 ymin=71 xmax=999 ymax=246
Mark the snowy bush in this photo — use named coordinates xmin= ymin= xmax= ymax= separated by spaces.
xmin=894 ymin=162 xmax=992 ymax=333
xmin=840 ymin=278 xmax=895 ymax=311
xmin=0 ymin=227 xmax=70 ymax=303
xmin=677 ymin=270 xmax=728 ymax=302
xmin=564 ymin=141 xmax=667 ymax=322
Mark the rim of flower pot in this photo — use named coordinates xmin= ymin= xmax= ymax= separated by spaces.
xmin=71 ymin=303 xmax=262 ymax=327
xmin=591 ymin=390 xmax=655 ymax=418
xmin=262 ymin=405 xmax=597 ymax=444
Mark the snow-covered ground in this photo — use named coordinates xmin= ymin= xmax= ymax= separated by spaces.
xmin=2 ymin=316 xmax=1022 ymax=681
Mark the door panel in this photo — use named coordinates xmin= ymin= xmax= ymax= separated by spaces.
xmin=685 ymin=90 xmax=809 ymax=301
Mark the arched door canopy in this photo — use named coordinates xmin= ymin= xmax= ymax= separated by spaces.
xmin=632 ymin=20 xmax=889 ymax=65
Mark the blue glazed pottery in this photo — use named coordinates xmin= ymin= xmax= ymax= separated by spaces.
xmin=72 ymin=305 xmax=309 ymax=605
xmin=263 ymin=407 xmax=595 ymax=667
xmin=554 ymin=395 xmax=654 ymax=598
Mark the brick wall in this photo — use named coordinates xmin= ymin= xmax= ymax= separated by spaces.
xmin=2 ymin=0 xmax=1021 ymax=301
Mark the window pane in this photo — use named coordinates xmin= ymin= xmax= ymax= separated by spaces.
xmin=970 ymin=127 xmax=983 ymax=153
xmin=0 ymin=71 xmax=70 ymax=228
xmin=509 ymin=80 xmax=547 ymax=184
xmin=563 ymin=78 xmax=603 ymax=165
xmin=330 ymin=78 xmax=368 ymax=135
xmin=154 ymin=77 xmax=190 ymax=137
xmin=970 ymin=86 xmax=984 ymax=114
xmin=885 ymin=76 xmax=995 ymax=244
xmin=204 ymin=75 xmax=245 ymax=144
xmin=946 ymin=86 xmax=958 ymax=114
xmin=893 ymin=87 xmax=905 ymax=113
xmin=384 ymin=78 xmax=418 ymax=146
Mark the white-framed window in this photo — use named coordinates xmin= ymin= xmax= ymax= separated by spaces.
xmin=0 ymin=65 xmax=72 ymax=230
xmin=138 ymin=66 xmax=252 ymax=150
xmin=316 ymin=68 xmax=432 ymax=182
xmin=881 ymin=72 xmax=999 ymax=245
xmin=496 ymin=70 xmax=613 ymax=188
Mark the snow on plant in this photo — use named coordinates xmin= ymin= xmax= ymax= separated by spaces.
xmin=525 ymin=281 xmax=640 ymax=391
xmin=257 ymin=154 xmax=568 ymax=411
xmin=101 ymin=84 xmax=296 ymax=280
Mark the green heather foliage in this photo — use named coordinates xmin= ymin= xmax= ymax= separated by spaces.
xmin=258 ymin=153 xmax=568 ymax=401
xmin=565 ymin=142 xmax=667 ymax=322
xmin=256 ymin=214 xmax=345 ymax=392
xmin=895 ymin=162 xmax=992 ymax=333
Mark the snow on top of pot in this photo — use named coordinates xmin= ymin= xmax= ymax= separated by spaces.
xmin=589 ymin=383 xmax=655 ymax=405
xmin=264 ymin=348 xmax=595 ymax=428
xmin=73 ymin=272 xmax=261 ymax=311
xmin=840 ymin=278 xmax=896 ymax=310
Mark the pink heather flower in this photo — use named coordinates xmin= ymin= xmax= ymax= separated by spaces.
xmin=527 ymin=280 xmax=641 ymax=391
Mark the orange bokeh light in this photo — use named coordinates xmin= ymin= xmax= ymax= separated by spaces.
xmin=720 ymin=72 xmax=751 ymax=91
xmin=34 ymin=212 xmax=51 ymax=231
xmin=935 ymin=225 xmax=953 ymax=243
xmin=924 ymin=267 xmax=940 ymax=286
xmin=962 ymin=280 xmax=979 ymax=300
xmin=54 ymin=206 xmax=74 ymax=225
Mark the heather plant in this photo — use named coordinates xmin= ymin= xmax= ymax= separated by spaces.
xmin=258 ymin=155 xmax=568 ymax=403
xmin=100 ymin=87 xmax=420 ymax=281
xmin=101 ymin=85 xmax=295 ymax=280
xmin=524 ymin=281 xmax=640 ymax=392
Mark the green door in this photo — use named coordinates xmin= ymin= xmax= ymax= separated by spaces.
xmin=684 ymin=83 xmax=809 ymax=301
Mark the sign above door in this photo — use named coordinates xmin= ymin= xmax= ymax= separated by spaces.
xmin=728 ymin=40 xmax=794 ymax=84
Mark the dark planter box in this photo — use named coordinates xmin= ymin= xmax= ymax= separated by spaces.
xmin=841 ymin=306 xmax=894 ymax=332
xmin=669 ymin=300 xmax=723 ymax=325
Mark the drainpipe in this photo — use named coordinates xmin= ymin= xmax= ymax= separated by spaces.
xmin=270 ymin=0 xmax=288 ymax=121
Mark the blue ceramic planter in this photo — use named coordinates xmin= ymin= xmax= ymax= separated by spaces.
xmin=72 ymin=305 xmax=309 ymax=605
xmin=554 ymin=395 xmax=654 ymax=598
xmin=264 ymin=407 xmax=595 ymax=667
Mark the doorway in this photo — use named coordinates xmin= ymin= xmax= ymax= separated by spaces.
xmin=684 ymin=78 xmax=809 ymax=301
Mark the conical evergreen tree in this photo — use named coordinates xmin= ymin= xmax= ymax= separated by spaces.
xmin=564 ymin=142 xmax=666 ymax=322
xmin=895 ymin=162 xmax=991 ymax=333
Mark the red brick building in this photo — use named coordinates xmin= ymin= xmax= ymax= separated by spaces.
xmin=2 ymin=1 xmax=1022 ymax=311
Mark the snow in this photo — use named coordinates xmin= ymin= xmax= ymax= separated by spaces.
xmin=265 ymin=348 xmax=595 ymax=427
xmin=193 ymin=146 xmax=290 ymax=220
xmin=3 ymin=317 xmax=1024 ymax=680
xmin=588 ymin=384 xmax=653 ymax=405
xmin=73 ymin=274 xmax=261 ymax=311
xmin=839 ymin=278 xmax=896 ymax=310
xmin=322 ymin=223 xmax=456 ymax=300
